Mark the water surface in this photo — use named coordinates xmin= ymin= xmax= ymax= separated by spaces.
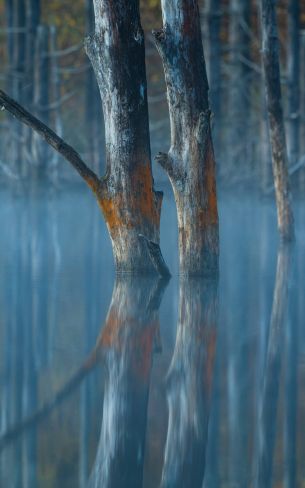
xmin=0 ymin=184 xmax=304 ymax=487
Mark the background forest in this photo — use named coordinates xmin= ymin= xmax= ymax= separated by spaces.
xmin=0 ymin=0 xmax=305 ymax=189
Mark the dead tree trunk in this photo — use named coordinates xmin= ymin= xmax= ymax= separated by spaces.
xmin=85 ymin=0 xmax=104 ymax=174
xmin=153 ymin=0 xmax=219 ymax=277
xmin=11 ymin=0 xmax=26 ymax=174
xmin=24 ymin=0 xmax=41 ymax=171
xmin=260 ymin=0 xmax=295 ymax=242
xmin=206 ymin=0 xmax=222 ymax=161
xmin=287 ymin=0 xmax=300 ymax=165
xmin=227 ymin=0 xmax=252 ymax=172
xmin=32 ymin=25 xmax=50 ymax=175
xmin=0 ymin=0 xmax=170 ymax=276
xmin=49 ymin=25 xmax=62 ymax=180
xmin=84 ymin=0 xmax=167 ymax=275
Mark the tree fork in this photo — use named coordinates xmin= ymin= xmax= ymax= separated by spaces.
xmin=153 ymin=0 xmax=219 ymax=277
xmin=0 ymin=89 xmax=169 ymax=277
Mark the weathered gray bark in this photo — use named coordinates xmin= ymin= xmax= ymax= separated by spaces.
xmin=260 ymin=0 xmax=295 ymax=241
xmin=227 ymin=0 xmax=252 ymax=171
xmin=160 ymin=278 xmax=218 ymax=487
xmin=85 ymin=0 xmax=166 ymax=274
xmin=206 ymin=0 xmax=222 ymax=157
xmin=287 ymin=0 xmax=300 ymax=165
xmin=85 ymin=0 xmax=104 ymax=174
xmin=153 ymin=0 xmax=219 ymax=277
xmin=1 ymin=0 xmax=170 ymax=276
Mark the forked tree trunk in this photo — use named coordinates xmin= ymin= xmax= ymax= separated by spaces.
xmin=153 ymin=0 xmax=219 ymax=277
xmin=0 ymin=1 xmax=169 ymax=277
xmin=85 ymin=0 xmax=165 ymax=274
xmin=260 ymin=0 xmax=295 ymax=241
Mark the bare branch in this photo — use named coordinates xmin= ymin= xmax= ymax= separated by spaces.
xmin=0 ymin=89 xmax=100 ymax=192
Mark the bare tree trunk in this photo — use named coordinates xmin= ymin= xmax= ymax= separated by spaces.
xmin=287 ymin=0 xmax=300 ymax=165
xmin=24 ymin=0 xmax=41 ymax=174
xmin=227 ymin=0 xmax=252 ymax=172
xmin=11 ymin=0 xmax=26 ymax=174
xmin=153 ymin=0 xmax=219 ymax=277
xmin=299 ymin=31 xmax=305 ymax=192
xmin=206 ymin=0 xmax=222 ymax=161
xmin=85 ymin=0 xmax=166 ymax=275
xmin=85 ymin=0 xmax=104 ymax=174
xmin=32 ymin=25 xmax=50 ymax=175
xmin=49 ymin=25 xmax=62 ymax=180
xmin=260 ymin=0 xmax=295 ymax=241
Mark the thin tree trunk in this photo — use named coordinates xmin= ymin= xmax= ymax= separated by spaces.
xmin=49 ymin=25 xmax=62 ymax=180
xmin=153 ymin=0 xmax=219 ymax=277
xmin=227 ymin=0 xmax=252 ymax=172
xmin=85 ymin=0 xmax=103 ymax=174
xmin=24 ymin=0 xmax=41 ymax=173
xmin=287 ymin=0 xmax=300 ymax=165
xmin=32 ymin=25 xmax=50 ymax=175
xmin=260 ymin=0 xmax=295 ymax=241
xmin=12 ymin=0 xmax=26 ymax=174
xmin=206 ymin=0 xmax=222 ymax=162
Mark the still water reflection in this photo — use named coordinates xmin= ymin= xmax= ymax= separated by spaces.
xmin=0 ymin=185 xmax=304 ymax=487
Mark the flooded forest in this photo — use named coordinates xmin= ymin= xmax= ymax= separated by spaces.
xmin=0 ymin=0 xmax=305 ymax=487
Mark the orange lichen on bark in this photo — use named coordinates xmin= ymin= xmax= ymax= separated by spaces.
xmin=95 ymin=163 xmax=160 ymax=237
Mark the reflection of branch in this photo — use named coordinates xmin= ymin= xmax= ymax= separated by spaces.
xmin=0 ymin=277 xmax=168 ymax=451
xmin=0 ymin=349 xmax=100 ymax=451
xmin=255 ymin=244 xmax=294 ymax=488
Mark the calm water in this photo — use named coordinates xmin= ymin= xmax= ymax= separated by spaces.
xmin=0 ymin=183 xmax=305 ymax=488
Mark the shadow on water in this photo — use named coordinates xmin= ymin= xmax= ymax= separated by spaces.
xmin=0 ymin=187 xmax=304 ymax=487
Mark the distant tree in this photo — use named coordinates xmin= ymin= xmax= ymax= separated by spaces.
xmin=260 ymin=0 xmax=295 ymax=241
xmin=227 ymin=0 xmax=252 ymax=171
xmin=154 ymin=0 xmax=219 ymax=277
xmin=287 ymin=0 xmax=300 ymax=165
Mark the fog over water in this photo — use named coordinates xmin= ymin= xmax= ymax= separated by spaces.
xmin=0 ymin=184 xmax=304 ymax=487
